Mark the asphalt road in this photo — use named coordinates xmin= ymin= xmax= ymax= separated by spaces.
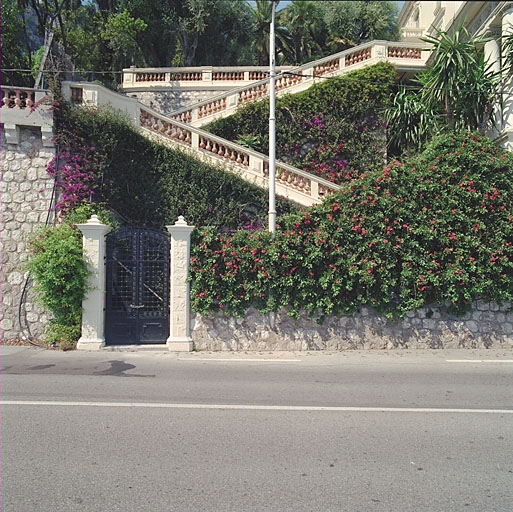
xmin=2 ymin=346 xmax=513 ymax=511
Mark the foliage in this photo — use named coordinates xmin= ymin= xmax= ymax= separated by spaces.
xmin=318 ymin=1 xmax=399 ymax=52
xmin=46 ymin=139 xmax=99 ymax=214
xmin=207 ymin=63 xmax=396 ymax=183
xmin=191 ymin=132 xmax=513 ymax=320
xmin=420 ymin=26 xmax=497 ymax=133
xmin=100 ymin=9 xmax=147 ymax=69
xmin=385 ymin=86 xmax=438 ymax=155
xmin=26 ymin=223 xmax=88 ymax=345
xmin=278 ymin=1 xmax=324 ymax=64
xmin=11 ymin=0 xmax=402 ymax=86
xmin=387 ymin=27 xmax=513 ymax=155
xmin=54 ymin=105 xmax=296 ymax=229
xmin=1 ymin=0 xmax=32 ymax=86
xmin=251 ymin=0 xmax=293 ymax=65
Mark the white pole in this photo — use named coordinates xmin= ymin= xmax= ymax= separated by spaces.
xmin=268 ymin=1 xmax=277 ymax=235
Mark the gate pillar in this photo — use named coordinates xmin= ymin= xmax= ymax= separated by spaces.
xmin=76 ymin=215 xmax=112 ymax=350
xmin=166 ymin=216 xmax=195 ymax=351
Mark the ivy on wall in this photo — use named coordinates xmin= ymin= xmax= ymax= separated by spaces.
xmin=206 ymin=62 xmax=396 ymax=184
xmin=190 ymin=132 xmax=513 ymax=320
xmin=55 ymin=107 xmax=296 ymax=230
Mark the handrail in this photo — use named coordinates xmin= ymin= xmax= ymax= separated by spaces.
xmin=122 ymin=65 xmax=295 ymax=88
xmin=165 ymin=40 xmax=430 ymax=126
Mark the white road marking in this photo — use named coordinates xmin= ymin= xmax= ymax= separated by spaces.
xmin=177 ymin=358 xmax=301 ymax=362
xmin=1 ymin=401 xmax=513 ymax=414
xmin=446 ymin=360 xmax=513 ymax=363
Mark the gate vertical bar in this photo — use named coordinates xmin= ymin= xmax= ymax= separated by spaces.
xmin=166 ymin=216 xmax=195 ymax=351
xmin=77 ymin=215 xmax=112 ymax=350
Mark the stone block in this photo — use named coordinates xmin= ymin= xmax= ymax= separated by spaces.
xmin=7 ymin=272 xmax=24 ymax=285
xmin=466 ymin=321 xmax=479 ymax=333
xmin=490 ymin=302 xmax=500 ymax=312
xmin=3 ymin=171 xmax=14 ymax=182
xmin=502 ymin=323 xmax=513 ymax=335
xmin=423 ymin=318 xmax=436 ymax=330
xmin=0 ymin=318 xmax=14 ymax=331
xmin=26 ymin=311 xmax=39 ymax=323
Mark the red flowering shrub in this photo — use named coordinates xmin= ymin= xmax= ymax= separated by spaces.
xmin=191 ymin=132 xmax=513 ymax=319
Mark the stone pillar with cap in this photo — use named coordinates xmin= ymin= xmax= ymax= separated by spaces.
xmin=76 ymin=215 xmax=112 ymax=350
xmin=166 ymin=216 xmax=195 ymax=351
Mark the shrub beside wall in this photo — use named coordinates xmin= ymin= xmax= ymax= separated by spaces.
xmin=190 ymin=132 xmax=513 ymax=320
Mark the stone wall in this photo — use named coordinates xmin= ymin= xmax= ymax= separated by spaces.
xmin=1 ymin=127 xmax=55 ymax=340
xmin=129 ymin=90 xmax=222 ymax=116
xmin=191 ymin=302 xmax=513 ymax=351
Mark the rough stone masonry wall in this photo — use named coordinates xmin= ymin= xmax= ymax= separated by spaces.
xmin=1 ymin=127 xmax=55 ymax=340
xmin=129 ymin=90 xmax=222 ymax=116
xmin=192 ymin=301 xmax=513 ymax=351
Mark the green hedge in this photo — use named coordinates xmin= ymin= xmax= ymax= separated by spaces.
xmin=190 ymin=132 xmax=513 ymax=319
xmin=206 ymin=62 xmax=396 ymax=184
xmin=56 ymin=107 xmax=296 ymax=229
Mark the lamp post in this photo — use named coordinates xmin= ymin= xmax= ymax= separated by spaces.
xmin=268 ymin=0 xmax=277 ymax=235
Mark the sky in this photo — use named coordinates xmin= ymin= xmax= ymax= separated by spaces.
xmin=249 ymin=1 xmax=406 ymax=14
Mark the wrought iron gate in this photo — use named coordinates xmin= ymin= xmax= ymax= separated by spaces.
xmin=105 ymin=227 xmax=170 ymax=344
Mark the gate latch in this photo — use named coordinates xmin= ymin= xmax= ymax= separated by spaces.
xmin=130 ymin=304 xmax=145 ymax=309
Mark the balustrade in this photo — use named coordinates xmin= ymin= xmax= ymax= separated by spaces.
xmin=318 ymin=184 xmax=336 ymax=200
xmin=199 ymin=135 xmax=249 ymax=166
xmin=248 ymin=71 xmax=269 ymax=80
xmin=276 ymin=166 xmax=311 ymax=195
xmin=172 ymin=110 xmax=193 ymax=123
xmin=197 ymin=97 xmax=227 ymax=119
xmin=388 ymin=47 xmax=422 ymax=59
xmin=238 ymin=83 xmax=268 ymax=104
xmin=1 ymin=88 xmax=37 ymax=109
xmin=170 ymin=72 xmax=202 ymax=81
xmin=313 ymin=59 xmax=340 ymax=77
xmin=345 ymin=47 xmax=372 ymax=66
xmin=212 ymin=72 xmax=244 ymax=81
xmin=136 ymin=72 xmax=166 ymax=82
xmin=140 ymin=109 xmax=192 ymax=145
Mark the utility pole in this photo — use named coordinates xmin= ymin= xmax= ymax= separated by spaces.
xmin=268 ymin=0 xmax=277 ymax=235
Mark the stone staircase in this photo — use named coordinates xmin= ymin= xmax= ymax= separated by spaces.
xmin=60 ymin=40 xmax=429 ymax=206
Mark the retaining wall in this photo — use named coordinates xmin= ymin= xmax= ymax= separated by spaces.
xmin=192 ymin=302 xmax=513 ymax=351
xmin=1 ymin=127 xmax=55 ymax=340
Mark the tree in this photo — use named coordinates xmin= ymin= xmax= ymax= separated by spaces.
xmin=319 ymin=1 xmax=399 ymax=52
xmin=385 ymin=86 xmax=437 ymax=155
xmin=100 ymin=9 xmax=147 ymax=69
xmin=2 ymin=0 xmax=32 ymax=85
xmin=278 ymin=1 xmax=324 ymax=64
xmin=420 ymin=27 xmax=493 ymax=132
xmin=251 ymin=0 xmax=292 ymax=65
xmin=193 ymin=1 xmax=255 ymax=66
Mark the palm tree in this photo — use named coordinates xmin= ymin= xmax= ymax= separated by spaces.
xmin=420 ymin=26 xmax=499 ymax=133
xmin=387 ymin=26 xmax=513 ymax=155
xmin=385 ymin=86 xmax=437 ymax=155
xmin=251 ymin=0 xmax=292 ymax=65
xmin=279 ymin=1 xmax=324 ymax=64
